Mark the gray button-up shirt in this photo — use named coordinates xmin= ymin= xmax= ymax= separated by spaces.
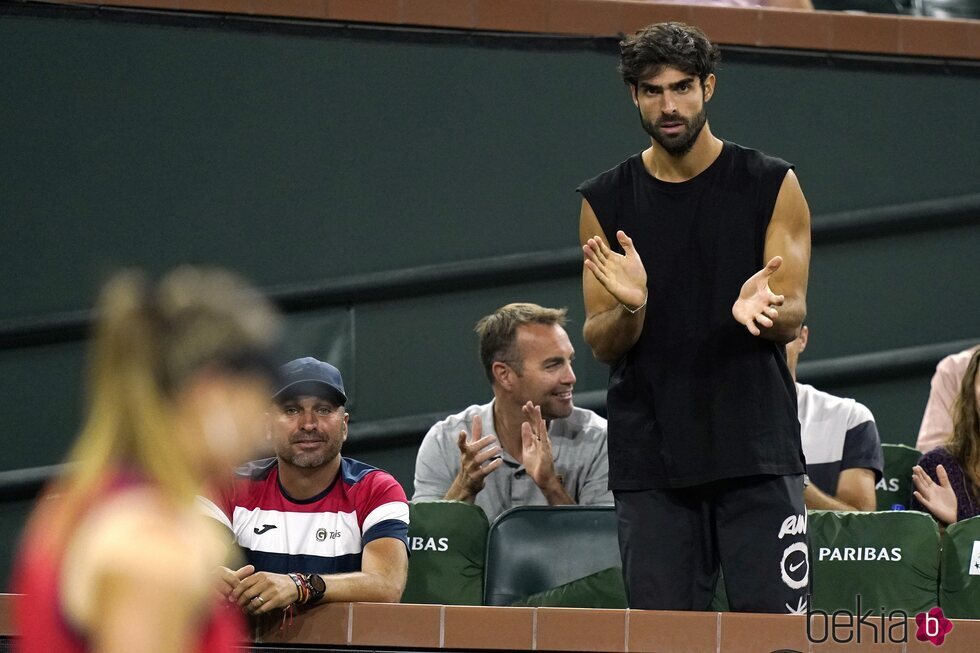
xmin=412 ymin=400 xmax=612 ymax=523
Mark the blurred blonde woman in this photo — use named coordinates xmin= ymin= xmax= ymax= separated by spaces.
xmin=12 ymin=267 xmax=281 ymax=653
xmin=912 ymin=349 xmax=980 ymax=525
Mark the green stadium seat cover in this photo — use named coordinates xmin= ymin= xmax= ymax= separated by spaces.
xmin=511 ymin=566 xmax=627 ymax=609
xmin=402 ymin=500 xmax=489 ymax=605
xmin=876 ymin=443 xmax=922 ymax=510
xmin=939 ymin=515 xmax=980 ymax=618
xmin=809 ymin=510 xmax=940 ymax=614
xmin=483 ymin=505 xmax=620 ymax=606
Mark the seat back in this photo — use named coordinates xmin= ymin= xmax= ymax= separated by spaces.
xmin=812 ymin=0 xmax=908 ymax=14
xmin=876 ymin=443 xmax=921 ymax=510
xmin=402 ymin=500 xmax=489 ymax=605
xmin=916 ymin=0 xmax=980 ymax=19
xmin=809 ymin=510 xmax=940 ymax=614
xmin=511 ymin=566 xmax=627 ymax=609
xmin=483 ymin=505 xmax=620 ymax=606
xmin=939 ymin=514 xmax=980 ymax=618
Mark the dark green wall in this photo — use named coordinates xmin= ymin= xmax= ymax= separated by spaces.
xmin=2 ymin=14 xmax=978 ymax=321
xmin=1 ymin=9 xmax=978 ymax=589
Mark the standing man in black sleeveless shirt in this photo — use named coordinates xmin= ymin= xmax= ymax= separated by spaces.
xmin=578 ymin=22 xmax=812 ymax=614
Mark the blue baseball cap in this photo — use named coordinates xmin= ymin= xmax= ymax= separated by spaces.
xmin=273 ymin=357 xmax=347 ymax=406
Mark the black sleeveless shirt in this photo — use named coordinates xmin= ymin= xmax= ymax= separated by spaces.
xmin=578 ymin=141 xmax=804 ymax=490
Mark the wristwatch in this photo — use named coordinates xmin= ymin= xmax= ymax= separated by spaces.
xmin=304 ymin=573 xmax=326 ymax=604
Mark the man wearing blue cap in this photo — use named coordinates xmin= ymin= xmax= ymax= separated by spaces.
xmin=201 ymin=357 xmax=409 ymax=614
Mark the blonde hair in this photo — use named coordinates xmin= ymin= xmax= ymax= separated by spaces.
xmin=48 ymin=267 xmax=280 ymax=542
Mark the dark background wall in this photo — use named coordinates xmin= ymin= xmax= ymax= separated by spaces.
xmin=1 ymin=8 xmax=978 ymax=588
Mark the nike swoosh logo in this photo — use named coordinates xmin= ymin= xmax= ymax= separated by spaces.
xmin=253 ymin=524 xmax=277 ymax=535
xmin=789 ymin=560 xmax=805 ymax=573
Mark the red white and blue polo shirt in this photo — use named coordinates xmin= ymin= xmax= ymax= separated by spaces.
xmin=200 ymin=457 xmax=409 ymax=574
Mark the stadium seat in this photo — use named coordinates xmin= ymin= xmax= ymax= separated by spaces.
xmin=511 ymin=566 xmax=627 ymax=608
xmin=812 ymin=0 xmax=910 ymax=14
xmin=916 ymin=0 xmax=980 ymax=19
xmin=876 ymin=443 xmax=921 ymax=510
xmin=809 ymin=510 xmax=940 ymax=614
xmin=939 ymin=515 xmax=980 ymax=619
xmin=402 ymin=500 xmax=489 ymax=605
xmin=483 ymin=505 xmax=620 ymax=606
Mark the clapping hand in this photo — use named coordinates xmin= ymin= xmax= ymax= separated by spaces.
xmin=732 ymin=256 xmax=785 ymax=336
xmin=454 ymin=414 xmax=503 ymax=495
xmin=583 ymin=230 xmax=648 ymax=311
xmin=912 ymin=464 xmax=958 ymax=525
xmin=520 ymin=402 xmax=558 ymax=491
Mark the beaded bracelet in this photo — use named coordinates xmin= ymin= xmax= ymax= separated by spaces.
xmin=287 ymin=572 xmax=311 ymax=605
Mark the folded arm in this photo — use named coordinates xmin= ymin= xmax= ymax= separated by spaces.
xmin=309 ymin=537 xmax=408 ymax=604
xmin=233 ymin=536 xmax=409 ymax=612
xmin=803 ymin=468 xmax=877 ymax=512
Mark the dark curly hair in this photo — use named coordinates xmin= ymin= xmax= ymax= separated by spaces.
xmin=619 ymin=22 xmax=721 ymax=87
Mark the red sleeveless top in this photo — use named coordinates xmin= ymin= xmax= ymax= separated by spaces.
xmin=11 ymin=475 xmax=245 ymax=653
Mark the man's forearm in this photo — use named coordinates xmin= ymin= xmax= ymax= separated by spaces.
xmin=311 ymin=539 xmax=409 ymax=605
xmin=313 ymin=571 xmax=405 ymax=604
xmin=803 ymin=485 xmax=859 ymax=511
xmin=583 ymin=306 xmax=644 ymax=365
xmin=538 ymin=476 xmax=575 ymax=506
xmin=760 ymin=297 xmax=806 ymax=345
xmin=443 ymin=474 xmax=478 ymax=503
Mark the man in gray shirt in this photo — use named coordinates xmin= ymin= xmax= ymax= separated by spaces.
xmin=413 ymin=303 xmax=612 ymax=522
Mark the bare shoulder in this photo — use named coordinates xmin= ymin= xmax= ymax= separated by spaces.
xmin=578 ymin=198 xmax=606 ymax=247
xmin=774 ymin=169 xmax=808 ymax=216
xmin=767 ymin=169 xmax=810 ymax=243
xmin=61 ymin=488 xmax=218 ymax=628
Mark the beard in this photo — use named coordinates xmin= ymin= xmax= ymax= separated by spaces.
xmin=640 ymin=104 xmax=708 ymax=157
xmin=276 ymin=432 xmax=342 ymax=469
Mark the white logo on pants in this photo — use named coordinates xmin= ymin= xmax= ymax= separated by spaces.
xmin=780 ymin=542 xmax=809 ymax=590
xmin=778 ymin=513 xmax=807 ymax=540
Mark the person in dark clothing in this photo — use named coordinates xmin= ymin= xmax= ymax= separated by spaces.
xmin=579 ymin=22 xmax=812 ymax=614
